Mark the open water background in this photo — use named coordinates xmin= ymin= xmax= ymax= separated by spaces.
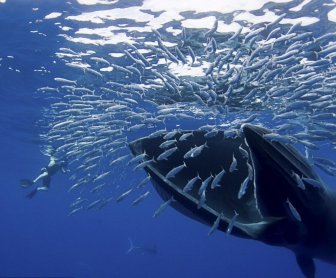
xmin=1 ymin=0 xmax=336 ymax=277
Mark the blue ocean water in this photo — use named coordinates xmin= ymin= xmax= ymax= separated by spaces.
xmin=1 ymin=0 xmax=336 ymax=277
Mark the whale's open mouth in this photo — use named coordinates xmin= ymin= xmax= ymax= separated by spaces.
xmin=128 ymin=124 xmax=323 ymax=240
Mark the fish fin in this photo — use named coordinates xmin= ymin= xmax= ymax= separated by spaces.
xmin=296 ymin=254 xmax=315 ymax=278
xmin=126 ymin=238 xmax=134 ymax=254
xmin=20 ymin=179 xmax=34 ymax=188
xmin=126 ymin=238 xmax=140 ymax=254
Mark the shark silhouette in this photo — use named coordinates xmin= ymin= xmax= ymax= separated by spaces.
xmin=129 ymin=124 xmax=336 ymax=278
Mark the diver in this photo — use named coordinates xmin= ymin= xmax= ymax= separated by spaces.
xmin=20 ymin=154 xmax=67 ymax=199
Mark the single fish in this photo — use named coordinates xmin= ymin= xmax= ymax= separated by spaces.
xmin=227 ymin=211 xmax=239 ymax=234
xmin=152 ymin=196 xmax=175 ymax=218
xmin=229 ymin=153 xmax=238 ymax=172
xmin=210 ymin=168 xmax=226 ymax=189
xmin=165 ymin=162 xmax=187 ymax=179
xmin=157 ymin=147 xmax=178 ymax=161
xmin=208 ymin=212 xmax=223 ymax=236
xmin=291 ymin=171 xmax=306 ymax=190
xmin=116 ymin=188 xmax=134 ymax=202
xmin=238 ymin=176 xmax=250 ymax=199
xmin=183 ymin=174 xmax=201 ymax=192
xmin=286 ymin=199 xmax=302 ymax=222
xmin=198 ymin=175 xmax=213 ymax=195
xmin=132 ymin=191 xmax=150 ymax=205
xmin=197 ymin=190 xmax=206 ymax=209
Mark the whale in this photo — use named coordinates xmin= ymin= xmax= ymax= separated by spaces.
xmin=129 ymin=124 xmax=336 ymax=278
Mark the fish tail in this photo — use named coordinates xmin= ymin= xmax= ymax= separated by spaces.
xmin=126 ymin=238 xmax=134 ymax=254
xmin=126 ymin=238 xmax=139 ymax=254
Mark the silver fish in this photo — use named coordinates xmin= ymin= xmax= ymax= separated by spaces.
xmin=210 ymin=168 xmax=226 ymax=189
xmin=183 ymin=174 xmax=201 ymax=192
xmin=116 ymin=188 xmax=134 ymax=202
xmin=198 ymin=175 xmax=213 ymax=195
xmin=238 ymin=176 xmax=250 ymax=199
xmin=179 ymin=132 xmax=193 ymax=141
xmin=291 ymin=171 xmax=305 ymax=190
xmin=286 ymin=199 xmax=302 ymax=222
xmin=239 ymin=144 xmax=249 ymax=159
xmin=208 ymin=212 xmax=223 ymax=236
xmin=227 ymin=211 xmax=239 ymax=234
xmin=159 ymin=139 xmax=177 ymax=149
xmin=128 ymin=151 xmax=148 ymax=165
xmin=229 ymin=153 xmax=238 ymax=172
xmin=68 ymin=206 xmax=83 ymax=216
xmin=132 ymin=191 xmax=150 ymax=205
xmin=152 ymin=196 xmax=175 ymax=218
xmin=137 ymin=175 xmax=151 ymax=188
xmin=133 ymin=158 xmax=155 ymax=171
xmin=197 ymin=190 xmax=206 ymax=209
xmin=166 ymin=162 xmax=186 ymax=179
xmin=157 ymin=147 xmax=178 ymax=161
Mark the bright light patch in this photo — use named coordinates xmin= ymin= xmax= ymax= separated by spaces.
xmin=60 ymin=26 xmax=73 ymax=31
xmin=157 ymin=58 xmax=168 ymax=66
xmin=55 ymin=52 xmax=79 ymax=59
xmin=66 ymin=7 xmax=154 ymax=24
xmin=218 ymin=22 xmax=245 ymax=34
xmin=182 ymin=16 xmax=217 ymax=29
xmin=100 ymin=66 xmax=114 ymax=72
xmin=282 ymin=17 xmax=319 ymax=26
xmin=45 ymin=12 xmax=63 ymax=19
xmin=65 ymin=1 xmax=298 ymax=45
xmin=123 ymin=26 xmax=152 ymax=33
xmin=66 ymin=33 xmax=135 ymax=46
xmin=148 ymin=11 xmax=184 ymax=29
xmin=328 ymin=7 xmax=336 ymax=22
xmin=76 ymin=26 xmax=119 ymax=35
xmin=108 ymin=53 xmax=125 ymax=58
xmin=77 ymin=0 xmax=118 ymax=5
xmin=289 ymin=0 xmax=313 ymax=12
xmin=182 ymin=17 xmax=243 ymax=34
xmin=166 ymin=27 xmax=182 ymax=36
xmin=168 ymin=62 xmax=208 ymax=77
xmin=137 ymin=48 xmax=151 ymax=55
xmin=142 ymin=0 xmax=292 ymax=14
xmin=234 ymin=10 xmax=282 ymax=25
xmin=65 ymin=62 xmax=90 ymax=70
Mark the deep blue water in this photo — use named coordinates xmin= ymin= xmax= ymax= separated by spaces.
xmin=1 ymin=0 xmax=336 ymax=277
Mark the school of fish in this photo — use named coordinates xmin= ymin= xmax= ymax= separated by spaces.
xmin=34 ymin=12 xmax=336 ymax=236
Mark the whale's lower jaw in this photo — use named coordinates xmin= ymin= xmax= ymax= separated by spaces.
xmin=129 ymin=128 xmax=271 ymax=239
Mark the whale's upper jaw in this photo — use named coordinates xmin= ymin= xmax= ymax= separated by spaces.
xmin=242 ymin=124 xmax=305 ymax=218
xmin=242 ymin=124 xmax=325 ymax=219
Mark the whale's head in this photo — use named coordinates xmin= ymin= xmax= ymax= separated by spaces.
xmin=129 ymin=124 xmax=336 ymax=278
